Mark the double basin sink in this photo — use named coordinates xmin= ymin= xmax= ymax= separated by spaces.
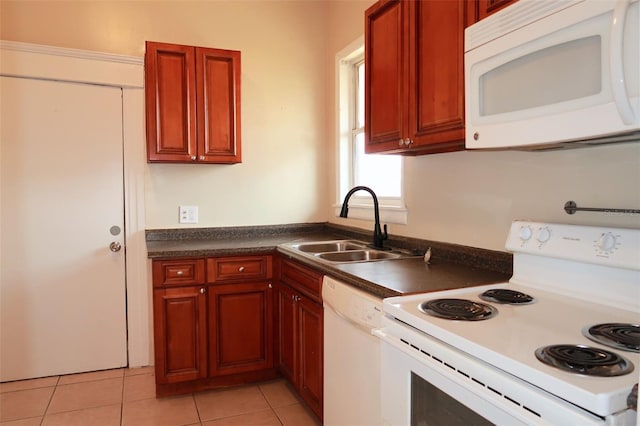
xmin=283 ymin=240 xmax=418 ymax=264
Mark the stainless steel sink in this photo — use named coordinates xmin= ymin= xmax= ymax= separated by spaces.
xmin=281 ymin=239 xmax=417 ymax=264
xmin=289 ymin=241 xmax=365 ymax=253
xmin=315 ymin=250 xmax=401 ymax=262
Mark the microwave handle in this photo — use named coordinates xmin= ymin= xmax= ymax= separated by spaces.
xmin=610 ymin=0 xmax=635 ymax=125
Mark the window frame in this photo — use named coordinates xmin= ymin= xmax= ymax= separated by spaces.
xmin=334 ymin=37 xmax=407 ymax=224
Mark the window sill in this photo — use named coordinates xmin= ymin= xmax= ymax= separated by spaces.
xmin=332 ymin=203 xmax=407 ymax=225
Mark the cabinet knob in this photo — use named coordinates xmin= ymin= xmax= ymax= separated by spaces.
xmin=238 ymin=266 xmax=245 ymax=272
xmin=176 ymin=270 xmax=184 ymax=276
xmin=405 ymin=138 xmax=413 ymax=146
xmin=268 ymin=283 xmax=273 ymax=289
xmin=398 ymin=139 xmax=404 ymax=147
xmin=190 ymin=156 xmax=197 ymax=161
xmin=200 ymin=288 xmax=205 ymax=294
xmin=473 ymin=132 xmax=479 ymax=141
xmin=199 ymin=155 xmax=205 ymax=161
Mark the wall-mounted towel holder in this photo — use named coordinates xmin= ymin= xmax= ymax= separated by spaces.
xmin=564 ymin=200 xmax=640 ymax=215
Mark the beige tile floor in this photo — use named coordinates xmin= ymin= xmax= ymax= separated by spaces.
xmin=0 ymin=367 xmax=321 ymax=426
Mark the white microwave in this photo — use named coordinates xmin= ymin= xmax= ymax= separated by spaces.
xmin=464 ymin=0 xmax=639 ymax=150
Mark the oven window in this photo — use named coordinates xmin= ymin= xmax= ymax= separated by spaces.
xmin=411 ymin=373 xmax=494 ymax=426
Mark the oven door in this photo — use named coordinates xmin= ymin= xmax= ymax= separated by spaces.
xmin=374 ymin=317 xmax=605 ymax=426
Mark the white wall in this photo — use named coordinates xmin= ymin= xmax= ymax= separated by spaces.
xmin=141 ymin=2 xmax=330 ymax=228
xmin=401 ymin=145 xmax=640 ymax=250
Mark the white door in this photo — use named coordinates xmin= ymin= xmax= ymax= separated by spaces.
xmin=0 ymin=76 xmax=128 ymax=381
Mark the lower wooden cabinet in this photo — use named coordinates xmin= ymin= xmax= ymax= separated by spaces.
xmin=275 ymin=283 xmax=296 ymax=383
xmin=275 ymin=258 xmax=323 ymax=420
xmin=296 ymin=295 xmax=323 ymax=417
xmin=151 ymin=253 xmax=323 ymax=418
xmin=209 ymin=281 xmax=273 ymax=376
xmin=152 ymin=255 xmax=276 ymax=396
xmin=153 ymin=285 xmax=208 ymax=384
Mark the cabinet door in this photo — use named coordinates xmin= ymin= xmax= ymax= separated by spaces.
xmin=407 ymin=0 xmax=466 ymax=153
xmin=477 ymin=0 xmax=517 ymax=20
xmin=297 ymin=296 xmax=323 ymax=420
xmin=196 ymin=48 xmax=242 ymax=164
xmin=275 ymin=283 xmax=297 ymax=384
xmin=145 ymin=42 xmax=197 ymax=162
xmin=209 ymin=282 xmax=273 ymax=376
xmin=365 ymin=0 xmax=407 ymax=153
xmin=153 ymin=286 xmax=207 ymax=384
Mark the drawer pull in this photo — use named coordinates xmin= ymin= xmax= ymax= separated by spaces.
xmin=238 ymin=266 xmax=245 ymax=272
xmin=176 ymin=271 xmax=184 ymax=276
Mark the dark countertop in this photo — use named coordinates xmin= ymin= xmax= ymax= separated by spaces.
xmin=146 ymin=223 xmax=512 ymax=298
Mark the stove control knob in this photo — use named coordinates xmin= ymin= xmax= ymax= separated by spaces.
xmin=537 ymin=227 xmax=551 ymax=244
xmin=597 ymin=232 xmax=617 ymax=252
xmin=519 ymin=226 xmax=533 ymax=242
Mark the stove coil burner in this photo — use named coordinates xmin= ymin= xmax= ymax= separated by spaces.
xmin=479 ymin=289 xmax=535 ymax=305
xmin=583 ymin=323 xmax=640 ymax=353
xmin=418 ymin=298 xmax=497 ymax=321
xmin=535 ymin=344 xmax=634 ymax=377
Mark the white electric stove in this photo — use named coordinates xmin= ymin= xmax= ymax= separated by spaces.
xmin=376 ymin=221 xmax=639 ymax=425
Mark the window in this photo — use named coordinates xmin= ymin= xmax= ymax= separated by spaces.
xmin=336 ymin=38 xmax=406 ymax=224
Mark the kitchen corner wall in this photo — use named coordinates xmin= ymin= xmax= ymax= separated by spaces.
xmin=325 ymin=2 xmax=640 ymax=251
xmin=2 ymin=1 xmax=639 ymax=253
xmin=1 ymin=0 xmax=330 ymax=229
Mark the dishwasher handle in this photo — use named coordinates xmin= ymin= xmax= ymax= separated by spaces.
xmin=323 ymin=297 xmax=380 ymax=335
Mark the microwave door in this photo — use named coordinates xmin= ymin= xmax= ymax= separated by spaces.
xmin=611 ymin=0 xmax=635 ymax=125
xmin=464 ymin=0 xmax=639 ymax=150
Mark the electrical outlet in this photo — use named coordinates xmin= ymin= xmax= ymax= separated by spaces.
xmin=179 ymin=205 xmax=198 ymax=224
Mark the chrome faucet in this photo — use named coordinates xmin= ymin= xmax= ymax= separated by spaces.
xmin=339 ymin=186 xmax=388 ymax=250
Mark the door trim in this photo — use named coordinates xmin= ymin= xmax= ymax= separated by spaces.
xmin=0 ymin=40 xmax=151 ymax=367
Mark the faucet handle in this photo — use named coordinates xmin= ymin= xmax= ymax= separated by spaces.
xmin=372 ymin=223 xmax=389 ymax=249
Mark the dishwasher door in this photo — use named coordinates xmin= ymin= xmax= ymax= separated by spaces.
xmin=322 ymin=276 xmax=383 ymax=426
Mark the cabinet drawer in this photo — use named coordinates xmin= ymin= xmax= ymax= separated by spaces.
xmin=208 ymin=256 xmax=272 ymax=282
xmin=279 ymin=259 xmax=322 ymax=302
xmin=152 ymin=259 xmax=205 ymax=287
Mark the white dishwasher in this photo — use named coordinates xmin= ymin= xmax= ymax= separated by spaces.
xmin=322 ymin=276 xmax=383 ymax=426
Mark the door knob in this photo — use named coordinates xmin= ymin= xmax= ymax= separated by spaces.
xmin=109 ymin=242 xmax=122 ymax=252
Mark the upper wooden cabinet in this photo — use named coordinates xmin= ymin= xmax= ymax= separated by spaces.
xmin=145 ymin=41 xmax=241 ymax=164
xmin=365 ymin=0 xmax=473 ymax=155
xmin=477 ymin=0 xmax=518 ymax=20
